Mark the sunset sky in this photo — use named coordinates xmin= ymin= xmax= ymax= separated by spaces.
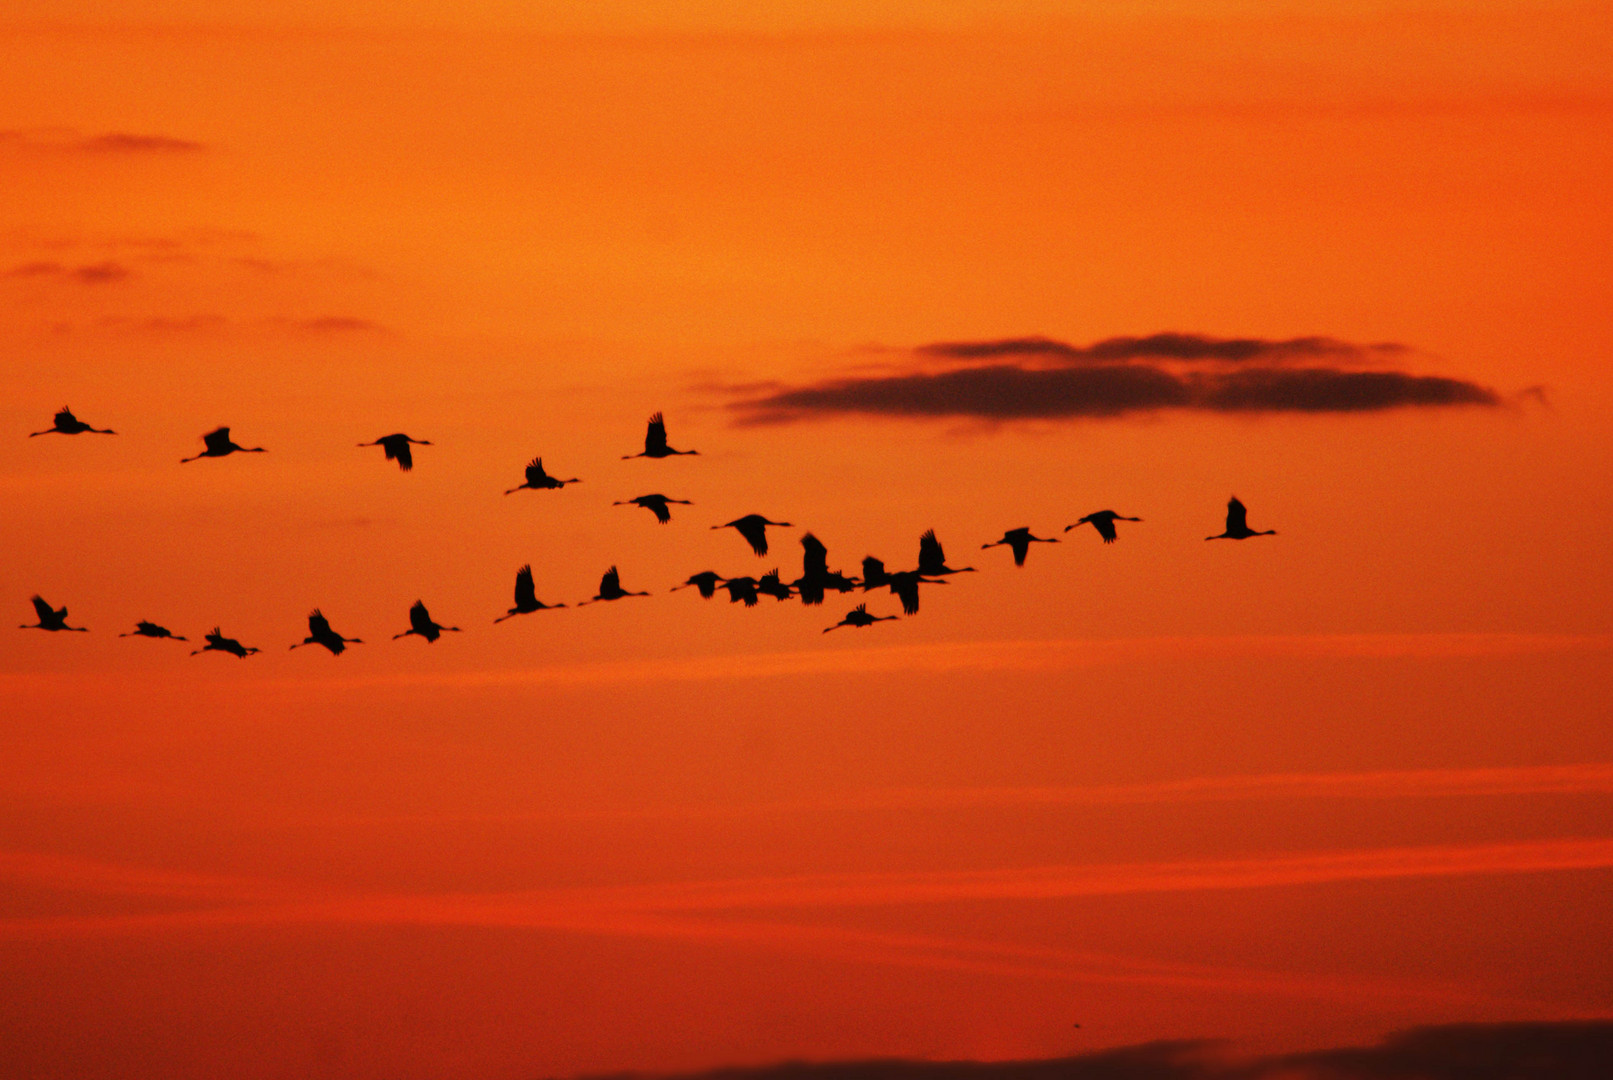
xmin=2 ymin=1 xmax=1611 ymax=1077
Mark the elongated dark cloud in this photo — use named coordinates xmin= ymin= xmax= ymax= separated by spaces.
xmin=732 ymin=334 xmax=1497 ymax=422
xmin=6 ymin=260 xmax=131 ymax=284
xmin=0 ymin=129 xmax=205 ymax=154
xmin=575 ymin=1022 xmax=1613 ymax=1080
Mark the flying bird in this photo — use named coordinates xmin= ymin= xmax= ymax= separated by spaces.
xmin=623 ymin=412 xmax=698 ymax=459
xmin=393 ymin=600 xmax=460 ymax=642
xmin=793 ymin=533 xmax=859 ymax=605
xmin=579 ymin=566 xmax=651 ymax=605
xmin=824 ymin=603 xmax=898 ymax=633
xmin=713 ymin=514 xmax=792 ymax=556
xmin=20 ymin=595 xmax=87 ymax=632
xmin=192 ymin=628 xmax=259 ymax=658
xmin=505 ymin=457 xmax=580 ymax=494
xmin=180 ymin=426 xmax=266 ymax=463
xmin=670 ymin=571 xmax=726 ymax=599
xmin=757 ymin=569 xmax=793 ymax=601
xmin=861 ymin=557 xmax=944 ymax=615
xmin=30 ymin=407 xmax=114 ymax=437
xmin=358 ymin=433 xmax=432 ymax=472
xmin=614 ymin=494 xmax=692 ymax=524
xmin=1206 ymin=496 xmax=1277 ymax=541
xmin=982 ymin=527 xmax=1060 ymax=567
xmin=494 ymin=565 xmax=567 ymax=622
xmin=1066 ymin=511 xmax=1142 ymax=544
xmin=120 ymin=620 xmax=186 ymax=642
xmin=720 ymin=576 xmax=760 ymax=607
xmin=289 ymin=609 xmax=364 ymax=655
xmin=917 ymin=529 xmax=976 ymax=576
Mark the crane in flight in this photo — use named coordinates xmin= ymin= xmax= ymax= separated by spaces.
xmin=1065 ymin=511 xmax=1142 ymax=544
xmin=757 ymin=569 xmax=793 ymax=601
xmin=505 ymin=457 xmax=580 ymax=494
xmin=793 ymin=533 xmax=858 ymax=606
xmin=982 ymin=527 xmax=1060 ymax=567
xmin=861 ymin=556 xmax=945 ymax=616
xmin=917 ymin=529 xmax=976 ymax=576
xmin=358 ymin=433 xmax=432 ymax=472
xmin=192 ymin=628 xmax=259 ymax=658
xmin=614 ymin=494 xmax=693 ymax=524
xmin=579 ymin=566 xmax=651 ymax=605
xmin=120 ymin=620 xmax=186 ymax=642
xmin=720 ymin=576 xmax=760 ymax=607
xmin=20 ymin=595 xmax=87 ymax=632
xmin=713 ymin=514 xmax=792 ymax=556
xmin=290 ymin=609 xmax=364 ymax=655
xmin=670 ymin=571 xmax=726 ymax=599
xmin=494 ymin=565 xmax=567 ymax=622
xmin=30 ymin=407 xmax=114 ymax=437
xmin=393 ymin=601 xmax=460 ymax=643
xmin=180 ymin=427 xmax=266 ymax=463
xmin=824 ymin=603 xmax=898 ymax=633
xmin=622 ymin=412 xmax=698 ymax=459
xmin=1206 ymin=496 xmax=1277 ymax=541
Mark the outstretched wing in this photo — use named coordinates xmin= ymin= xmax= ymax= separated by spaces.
xmin=202 ymin=427 xmax=231 ymax=453
xmin=31 ymin=595 xmax=54 ymax=622
xmin=1092 ymin=514 xmax=1118 ymax=543
xmin=409 ymin=601 xmax=432 ymax=634
xmin=918 ymin=529 xmax=945 ymax=574
xmin=54 ymin=407 xmax=76 ymax=427
xmin=513 ymin=566 xmax=536 ymax=608
xmin=736 ymin=517 xmax=769 ymax=556
xmin=645 ymin=496 xmax=672 ymax=524
xmin=1009 ymin=534 xmax=1030 ymax=566
xmin=861 ymin=556 xmax=885 ymax=585
xmin=526 ymin=457 xmax=546 ymax=485
xmin=644 ymin=413 xmax=669 ymax=456
xmin=892 ymin=576 xmax=921 ymax=616
xmin=1226 ymin=497 xmax=1248 ymax=534
xmin=308 ymin=609 xmax=332 ymax=637
xmin=801 ymin=532 xmax=828 ymax=577
xmin=600 ymin=566 xmax=621 ymax=594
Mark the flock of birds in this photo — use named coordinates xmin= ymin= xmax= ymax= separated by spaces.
xmin=22 ymin=406 xmax=1278 ymax=655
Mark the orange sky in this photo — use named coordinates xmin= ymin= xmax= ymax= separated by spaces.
xmin=2 ymin=2 xmax=1612 ymax=1077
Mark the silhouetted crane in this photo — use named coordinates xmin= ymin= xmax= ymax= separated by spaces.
xmin=917 ymin=529 xmax=976 ymax=576
xmin=982 ymin=527 xmax=1060 ymax=567
xmin=623 ymin=412 xmax=698 ymax=459
xmin=120 ymin=620 xmax=186 ymax=642
xmin=794 ymin=532 xmax=858 ymax=605
xmin=1206 ymin=496 xmax=1277 ymax=541
xmin=824 ymin=603 xmax=898 ymax=633
xmin=494 ymin=565 xmax=567 ymax=621
xmin=358 ymin=433 xmax=432 ymax=472
xmin=290 ymin=609 xmax=363 ymax=655
xmin=670 ymin=571 xmax=726 ymax=599
xmin=614 ymin=493 xmax=692 ymax=524
xmin=861 ymin=557 xmax=944 ymax=615
xmin=20 ymin=595 xmax=87 ymax=632
xmin=1066 ymin=511 xmax=1142 ymax=544
xmin=180 ymin=426 xmax=266 ymax=463
xmin=192 ymin=628 xmax=258 ymax=658
xmin=505 ymin=457 xmax=580 ymax=494
xmin=720 ymin=576 xmax=760 ymax=607
xmin=393 ymin=600 xmax=460 ymax=643
xmin=713 ymin=514 xmax=792 ymax=556
xmin=757 ymin=569 xmax=793 ymax=601
xmin=30 ymin=407 xmax=114 ymax=437
xmin=579 ymin=566 xmax=650 ymax=605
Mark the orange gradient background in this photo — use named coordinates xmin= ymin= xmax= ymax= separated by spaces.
xmin=2 ymin=2 xmax=1611 ymax=1078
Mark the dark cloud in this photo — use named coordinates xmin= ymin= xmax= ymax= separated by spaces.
xmin=0 ymin=129 xmax=205 ymax=154
xmin=289 ymin=315 xmax=383 ymax=333
xmin=731 ymin=334 xmax=1496 ymax=423
xmin=572 ymin=1022 xmax=1613 ymax=1080
xmin=5 ymin=260 xmax=131 ymax=283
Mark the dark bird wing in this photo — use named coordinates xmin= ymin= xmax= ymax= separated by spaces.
xmin=202 ymin=427 xmax=232 ymax=453
xmin=600 ymin=566 xmax=621 ymax=594
xmin=381 ymin=436 xmax=414 ymax=471
xmin=409 ymin=601 xmax=432 ymax=634
xmin=736 ymin=517 xmax=769 ymax=556
xmin=644 ymin=496 xmax=672 ymax=523
xmin=514 ymin=565 xmax=537 ymax=608
xmin=54 ymin=407 xmax=76 ymax=427
xmin=801 ymin=533 xmax=828 ymax=577
xmin=861 ymin=556 xmax=886 ymax=588
xmin=1227 ymin=497 xmax=1248 ymax=534
xmin=1092 ymin=514 xmax=1118 ymax=543
xmin=644 ymin=412 xmax=669 ymax=455
xmin=526 ymin=457 xmax=547 ymax=486
xmin=1009 ymin=533 xmax=1030 ymax=566
xmin=918 ymin=529 xmax=945 ymax=575
xmin=31 ymin=595 xmax=55 ymax=622
xmin=308 ymin=610 xmax=332 ymax=637
xmin=891 ymin=575 xmax=921 ymax=616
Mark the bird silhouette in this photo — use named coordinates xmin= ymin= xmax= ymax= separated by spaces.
xmin=670 ymin=571 xmax=726 ymax=599
xmin=614 ymin=493 xmax=692 ymax=524
xmin=1206 ymin=496 xmax=1277 ymax=540
xmin=793 ymin=533 xmax=859 ymax=605
xmin=720 ymin=576 xmax=760 ymax=607
xmin=1065 ymin=511 xmax=1142 ymax=544
xmin=982 ymin=527 xmax=1060 ymax=567
xmin=579 ymin=566 xmax=650 ymax=605
xmin=861 ymin=557 xmax=944 ymax=615
xmin=713 ymin=514 xmax=792 ymax=556
xmin=623 ymin=412 xmax=698 ymax=459
xmin=860 ymin=555 xmax=891 ymax=591
xmin=505 ymin=457 xmax=580 ymax=494
xmin=180 ymin=426 xmax=266 ymax=463
xmin=20 ymin=595 xmax=87 ymax=632
xmin=192 ymin=627 xmax=259 ymax=658
xmin=494 ymin=565 xmax=567 ymax=621
xmin=917 ymin=529 xmax=976 ymax=576
xmin=289 ymin=609 xmax=363 ymax=655
xmin=120 ymin=620 xmax=186 ymax=642
xmin=30 ymin=407 xmax=114 ymax=437
xmin=358 ymin=433 xmax=432 ymax=472
xmin=393 ymin=600 xmax=460 ymax=642
xmin=824 ymin=603 xmax=898 ymax=633
xmin=757 ymin=569 xmax=793 ymax=601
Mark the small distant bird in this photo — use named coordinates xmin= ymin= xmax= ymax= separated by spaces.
xmin=180 ymin=426 xmax=266 ymax=463
xmin=670 ymin=571 xmax=726 ymax=599
xmin=1066 ymin=511 xmax=1142 ymax=544
xmin=393 ymin=600 xmax=460 ymax=643
xmin=289 ymin=609 xmax=363 ymax=655
xmin=917 ymin=529 xmax=976 ymax=576
xmin=358 ymin=433 xmax=432 ymax=472
xmin=30 ymin=407 xmax=114 ymax=437
xmin=505 ymin=456 xmax=580 ymax=494
xmin=579 ymin=566 xmax=650 ymax=605
xmin=713 ymin=514 xmax=793 ymax=556
xmin=192 ymin=628 xmax=259 ymax=658
xmin=20 ymin=595 xmax=87 ymax=632
xmin=824 ymin=603 xmax=898 ymax=633
xmin=720 ymin=576 xmax=760 ymax=607
xmin=120 ymin=620 xmax=186 ymax=642
xmin=1206 ymin=496 xmax=1277 ymax=541
xmin=757 ymin=569 xmax=793 ymax=601
xmin=614 ymin=494 xmax=692 ymax=524
xmin=494 ymin=565 xmax=567 ymax=622
xmin=623 ymin=412 xmax=698 ymax=459
xmin=982 ymin=527 xmax=1060 ymax=567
